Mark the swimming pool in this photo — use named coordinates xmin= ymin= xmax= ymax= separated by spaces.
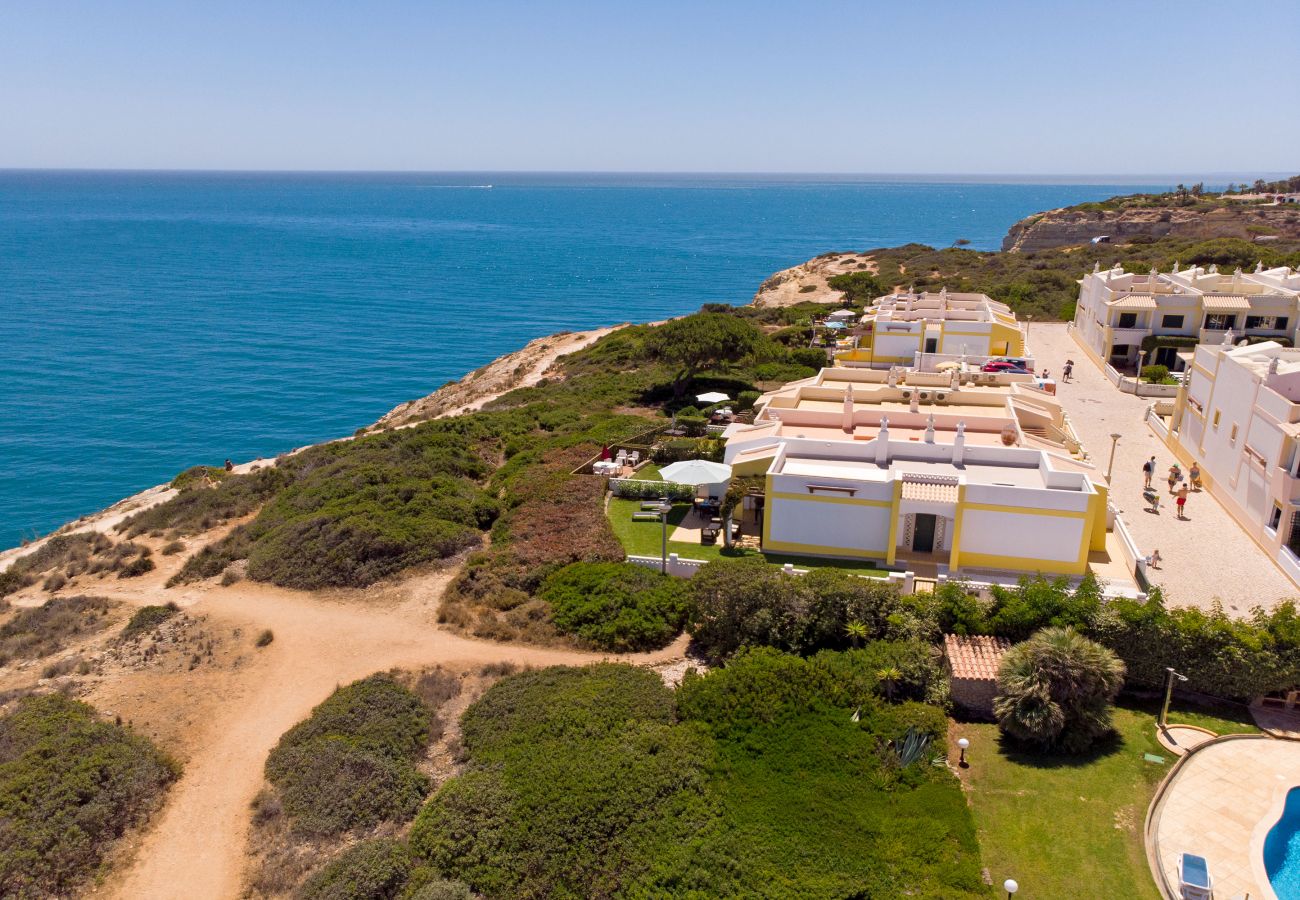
xmin=1265 ymin=786 xmax=1300 ymax=898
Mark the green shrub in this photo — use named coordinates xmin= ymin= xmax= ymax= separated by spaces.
xmin=0 ymin=595 xmax=113 ymax=665
xmin=1141 ymin=364 xmax=1170 ymax=383
xmin=266 ymin=675 xmax=433 ymax=835
xmin=735 ymin=390 xmax=761 ymax=410
xmin=787 ymin=347 xmax=829 ymax=370
xmin=539 ymin=562 xmax=690 ymax=651
xmin=296 ymin=838 xmax=411 ymax=900
xmin=118 ymin=555 xmax=155 ymax=578
xmin=607 ymin=479 xmax=694 ymax=501
xmin=686 ymin=558 xmax=814 ymax=663
xmin=400 ymin=873 xmax=475 ymax=900
xmin=0 ymin=694 xmax=178 ymax=898
xmin=170 ymin=465 xmax=229 ymax=491
xmin=995 ymin=627 xmax=1125 ymax=753
xmin=409 ymin=664 xmax=712 ymax=899
xmin=798 ymin=283 xmax=817 ymax=293
xmin=121 ymin=603 xmax=180 ymax=639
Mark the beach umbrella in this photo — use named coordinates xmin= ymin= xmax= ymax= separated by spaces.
xmin=658 ymin=459 xmax=733 ymax=486
xmin=935 ymin=360 xmax=962 ymax=371
xmin=828 ymin=309 xmax=856 ymax=319
xmin=695 ymin=391 xmax=730 ymax=404
xmin=600 ymin=445 xmax=611 ymax=460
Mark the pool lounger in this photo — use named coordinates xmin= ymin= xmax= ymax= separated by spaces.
xmin=1177 ymin=852 xmax=1212 ymax=899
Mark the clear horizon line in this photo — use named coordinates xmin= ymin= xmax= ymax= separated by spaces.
xmin=0 ymin=166 xmax=1290 ymax=181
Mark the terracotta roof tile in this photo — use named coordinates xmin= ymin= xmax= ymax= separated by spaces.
xmin=944 ymin=634 xmax=1012 ymax=681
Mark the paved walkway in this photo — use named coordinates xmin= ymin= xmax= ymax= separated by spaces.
xmin=1150 ymin=736 xmax=1300 ymax=900
xmin=1033 ymin=324 xmax=1298 ymax=613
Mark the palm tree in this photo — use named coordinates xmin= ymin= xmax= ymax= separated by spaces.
xmin=845 ymin=620 xmax=868 ymax=648
xmin=994 ymin=626 xmax=1125 ymax=753
xmin=876 ymin=666 xmax=903 ymax=703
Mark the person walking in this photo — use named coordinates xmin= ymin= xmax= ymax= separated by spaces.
xmin=1176 ymin=484 xmax=1189 ymax=520
xmin=1189 ymin=461 xmax=1202 ymax=491
xmin=1168 ymin=464 xmax=1181 ymax=493
xmin=1143 ymin=456 xmax=1156 ymax=489
xmin=1062 ymin=360 xmax=1074 ymax=383
xmin=1147 ymin=548 xmax=1162 ymax=569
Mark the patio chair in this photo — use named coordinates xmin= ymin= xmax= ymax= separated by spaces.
xmin=628 ymin=450 xmax=641 ymax=466
xmin=1177 ymin=852 xmax=1212 ymax=900
xmin=615 ymin=450 xmax=628 ymax=465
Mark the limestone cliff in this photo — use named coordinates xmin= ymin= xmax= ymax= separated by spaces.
xmin=1002 ymin=203 xmax=1300 ymax=252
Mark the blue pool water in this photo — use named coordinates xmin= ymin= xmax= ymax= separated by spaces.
xmin=1265 ymin=786 xmax=1300 ymax=898
xmin=0 ymin=171 xmax=1175 ymax=547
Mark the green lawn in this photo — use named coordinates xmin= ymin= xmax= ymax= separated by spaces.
xmin=956 ymin=698 xmax=1258 ymax=900
xmin=606 ymin=498 xmax=885 ymax=575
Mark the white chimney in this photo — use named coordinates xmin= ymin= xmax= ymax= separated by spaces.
xmin=842 ymin=384 xmax=855 ymax=433
xmin=876 ymin=418 xmax=890 ymax=466
xmin=953 ymin=421 xmax=967 ymax=466
xmin=924 ymin=414 xmax=936 ymax=444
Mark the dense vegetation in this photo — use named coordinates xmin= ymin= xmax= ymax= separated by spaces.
xmin=0 ymin=694 xmax=178 ymax=898
xmin=538 ymin=561 xmax=689 ymax=651
xmin=264 ymin=675 xmax=434 ymax=835
xmin=121 ymin=602 xmax=180 ymax=639
xmin=404 ymin=654 xmax=981 ymax=899
xmin=0 ymin=595 xmax=113 ymax=665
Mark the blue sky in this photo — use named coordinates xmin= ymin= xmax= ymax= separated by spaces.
xmin=1 ymin=0 xmax=1296 ymax=174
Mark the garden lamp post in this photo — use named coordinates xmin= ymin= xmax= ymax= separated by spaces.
xmin=956 ymin=737 xmax=969 ymax=768
xmin=1159 ymin=666 xmax=1189 ymax=728
xmin=656 ymin=500 xmax=673 ymax=574
xmin=1106 ymin=432 xmax=1122 ymax=483
xmin=1004 ymin=878 xmax=1018 ymax=899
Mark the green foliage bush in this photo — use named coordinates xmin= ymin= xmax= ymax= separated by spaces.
xmin=121 ymin=602 xmax=180 ymax=639
xmin=995 ymin=627 xmax=1125 ymax=753
xmin=0 ymin=595 xmax=113 ymax=665
xmin=826 ymin=270 xmax=882 ymax=302
xmin=645 ymin=312 xmax=763 ymax=397
xmin=410 ymin=664 xmax=710 ymax=899
xmin=266 ymin=675 xmax=433 ymax=835
xmin=1141 ymin=364 xmax=1171 ymax=383
xmin=0 ymin=694 xmax=178 ymax=898
xmin=118 ymin=554 xmax=156 ymax=578
xmin=607 ymin=479 xmax=694 ymax=501
xmin=786 ymin=346 xmax=829 ymax=370
xmin=539 ymin=562 xmax=690 ymax=651
xmin=295 ymin=838 xmax=412 ymax=900
xmin=170 ymin=465 xmax=229 ymax=491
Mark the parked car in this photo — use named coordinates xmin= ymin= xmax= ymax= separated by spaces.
xmin=981 ymin=360 xmax=1031 ymax=374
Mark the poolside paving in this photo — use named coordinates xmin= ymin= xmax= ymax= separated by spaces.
xmin=1032 ymin=323 xmax=1298 ymax=613
xmin=1150 ymin=736 xmax=1300 ymax=900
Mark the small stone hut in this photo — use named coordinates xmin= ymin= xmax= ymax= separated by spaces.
xmin=944 ymin=634 xmax=1012 ymax=720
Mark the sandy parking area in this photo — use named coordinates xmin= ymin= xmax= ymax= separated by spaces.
xmin=1033 ymin=323 xmax=1297 ymax=613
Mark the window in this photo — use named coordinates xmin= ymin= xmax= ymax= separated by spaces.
xmin=1289 ymin=511 xmax=1300 ymax=557
xmin=1230 ymin=424 xmax=1239 ymax=443
xmin=1213 ymin=410 xmax=1221 ymax=428
xmin=1270 ymin=504 xmax=1284 ymax=531
xmin=1161 ymin=314 xmax=1185 ymax=328
xmin=1204 ymin=314 xmax=1236 ymax=330
xmin=1246 ymin=315 xmax=1288 ymax=331
xmin=1117 ymin=313 xmax=1138 ymax=328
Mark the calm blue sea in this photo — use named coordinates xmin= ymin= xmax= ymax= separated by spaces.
xmin=0 ymin=171 xmax=1174 ymax=548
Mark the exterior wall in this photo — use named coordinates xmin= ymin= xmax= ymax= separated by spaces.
xmin=951 ymin=481 xmax=1099 ymax=575
xmin=872 ymin=328 xmax=922 ymax=365
xmin=950 ymin=677 xmax=999 ymax=720
xmin=761 ymin=471 xmax=895 ymax=559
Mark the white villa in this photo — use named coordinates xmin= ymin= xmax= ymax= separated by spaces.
xmin=834 ymin=289 xmax=1027 ymax=369
xmin=1073 ymin=262 xmax=1300 ymax=373
xmin=721 ymin=366 xmax=1113 ymax=578
xmin=1166 ymin=339 xmax=1300 ymax=584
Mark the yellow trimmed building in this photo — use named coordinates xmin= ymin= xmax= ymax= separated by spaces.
xmin=724 ymin=365 xmax=1106 ymax=577
xmin=834 ymin=288 xmax=1025 ymax=368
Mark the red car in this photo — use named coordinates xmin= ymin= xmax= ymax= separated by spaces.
xmin=981 ymin=360 xmax=1031 ymax=374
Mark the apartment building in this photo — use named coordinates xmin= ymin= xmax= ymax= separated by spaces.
xmin=1168 ymin=339 xmax=1300 ymax=584
xmin=1073 ymin=263 xmax=1300 ymax=372
xmin=834 ymin=289 xmax=1025 ymax=368
xmin=722 ymin=366 xmax=1107 ymax=577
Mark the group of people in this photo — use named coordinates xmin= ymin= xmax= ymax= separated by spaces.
xmin=1141 ymin=455 xmax=1202 ymax=520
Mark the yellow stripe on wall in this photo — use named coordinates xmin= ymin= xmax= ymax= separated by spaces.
xmin=961 ymin=502 xmax=1087 ymax=519
xmin=768 ymin=491 xmax=893 ymax=507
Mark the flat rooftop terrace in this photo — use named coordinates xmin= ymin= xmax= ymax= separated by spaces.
xmin=779 ymin=455 xmax=1067 ymax=490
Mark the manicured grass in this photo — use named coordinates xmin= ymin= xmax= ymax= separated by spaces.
xmin=956 ymin=698 xmax=1258 ymax=900
xmin=607 ymin=498 xmax=886 ymax=574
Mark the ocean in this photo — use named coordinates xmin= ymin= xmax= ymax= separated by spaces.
xmin=0 ymin=171 xmax=1173 ymax=548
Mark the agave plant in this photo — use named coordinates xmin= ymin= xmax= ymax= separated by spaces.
xmin=894 ymin=726 xmax=932 ymax=768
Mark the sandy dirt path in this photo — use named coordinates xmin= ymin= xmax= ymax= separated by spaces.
xmin=90 ymin=569 xmax=687 ymax=900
